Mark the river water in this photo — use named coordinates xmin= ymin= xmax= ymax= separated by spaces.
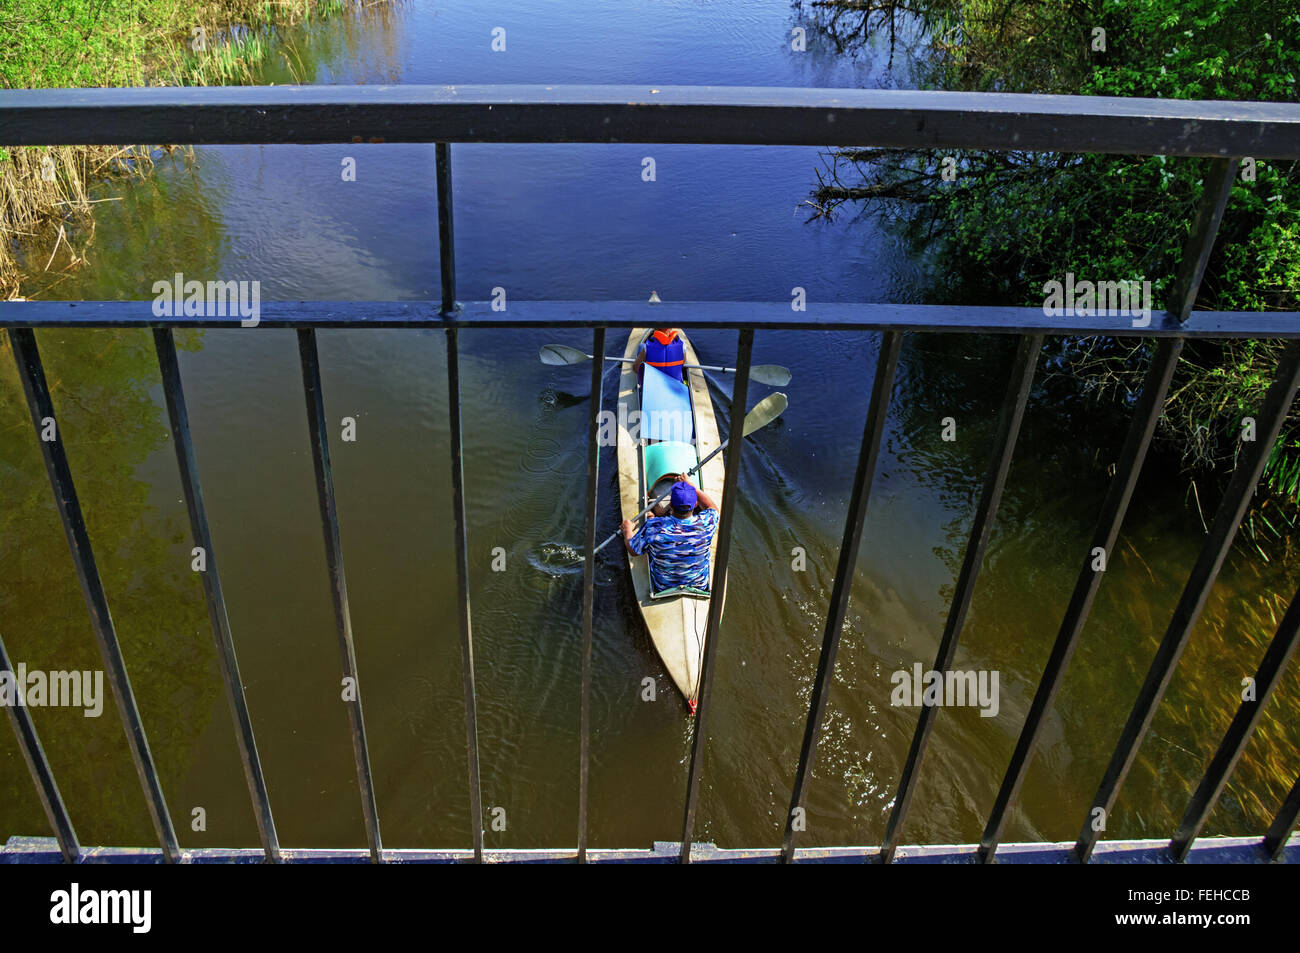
xmin=1 ymin=0 xmax=1297 ymax=853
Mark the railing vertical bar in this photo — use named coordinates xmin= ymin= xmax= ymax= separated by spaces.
xmin=780 ymin=331 xmax=902 ymax=864
xmin=577 ymin=326 xmax=605 ymax=864
xmin=1264 ymin=773 xmax=1300 ymax=861
xmin=880 ymin=333 xmax=1043 ymax=864
xmin=7 ymin=327 xmax=180 ymax=863
xmin=0 ymin=631 xmax=80 ymax=862
xmin=445 ymin=326 xmax=484 ymax=862
xmin=979 ymin=337 xmax=1183 ymax=863
xmin=436 ymin=142 xmax=457 ymax=317
xmin=1169 ymin=157 xmax=1240 ymax=322
xmin=297 ymin=329 xmax=384 ymax=863
xmin=1076 ymin=339 xmax=1300 ymax=863
xmin=1170 ymin=578 xmax=1300 ymax=860
xmin=153 ymin=328 xmax=280 ymax=863
xmin=679 ymin=328 xmax=754 ymax=864
xmin=436 ymin=135 xmax=483 ymax=861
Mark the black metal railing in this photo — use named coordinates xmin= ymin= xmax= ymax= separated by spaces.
xmin=1 ymin=86 xmax=1299 ymax=864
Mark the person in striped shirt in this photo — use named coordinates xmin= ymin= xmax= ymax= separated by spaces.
xmin=621 ymin=474 xmax=718 ymax=593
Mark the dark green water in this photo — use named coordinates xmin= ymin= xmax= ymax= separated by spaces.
xmin=1 ymin=0 xmax=1296 ymax=853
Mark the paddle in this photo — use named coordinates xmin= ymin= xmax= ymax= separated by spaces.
xmin=539 ymin=343 xmax=791 ymax=387
xmin=587 ymin=391 xmax=788 ymax=558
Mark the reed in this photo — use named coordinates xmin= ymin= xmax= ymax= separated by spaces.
xmin=1 ymin=0 xmax=388 ymax=298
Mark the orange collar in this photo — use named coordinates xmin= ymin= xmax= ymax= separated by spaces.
xmin=651 ymin=329 xmax=678 ymax=346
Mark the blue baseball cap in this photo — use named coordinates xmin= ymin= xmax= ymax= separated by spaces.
xmin=670 ymin=481 xmax=697 ymax=511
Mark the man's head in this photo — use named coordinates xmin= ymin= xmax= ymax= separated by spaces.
xmin=670 ymin=480 xmax=697 ymax=517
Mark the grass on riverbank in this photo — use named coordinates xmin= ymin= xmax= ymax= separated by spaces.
xmin=0 ymin=0 xmax=381 ymax=298
xmin=0 ymin=0 xmax=355 ymax=88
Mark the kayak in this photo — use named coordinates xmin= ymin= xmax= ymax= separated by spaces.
xmin=616 ymin=328 xmax=725 ymax=713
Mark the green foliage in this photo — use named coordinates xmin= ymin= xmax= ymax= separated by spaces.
xmin=869 ymin=0 xmax=1300 ymax=505
xmin=1267 ymin=435 xmax=1300 ymax=499
xmin=1 ymin=0 xmax=372 ymax=295
xmin=1081 ymin=0 xmax=1300 ymax=316
xmin=1077 ymin=2 xmax=1299 ymax=502
xmin=1086 ymin=0 xmax=1299 ymax=102
xmin=1 ymin=0 xmax=177 ymax=89
xmin=0 ymin=0 xmax=350 ymax=90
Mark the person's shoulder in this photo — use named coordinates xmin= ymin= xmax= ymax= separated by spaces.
xmin=681 ymin=509 xmax=716 ymax=532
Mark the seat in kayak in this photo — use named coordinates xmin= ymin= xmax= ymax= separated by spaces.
xmin=644 ymin=441 xmax=698 ymax=489
xmin=641 ymin=363 xmax=694 ymax=443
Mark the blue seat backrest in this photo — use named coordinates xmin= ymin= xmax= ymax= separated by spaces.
xmin=642 ymin=364 xmax=694 ymax=443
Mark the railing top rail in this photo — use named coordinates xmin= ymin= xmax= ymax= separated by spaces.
xmin=2 ymin=85 xmax=1299 ymax=157
xmin=2 ymin=300 xmax=1298 ymax=337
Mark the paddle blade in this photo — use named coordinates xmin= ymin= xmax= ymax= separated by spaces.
xmin=750 ymin=364 xmax=792 ymax=386
xmin=741 ymin=392 xmax=788 ymax=437
xmin=539 ymin=343 xmax=592 ymax=366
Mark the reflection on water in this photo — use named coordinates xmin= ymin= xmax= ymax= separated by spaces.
xmin=2 ymin=0 xmax=1296 ymax=852
xmin=0 ymin=329 xmax=230 ymax=847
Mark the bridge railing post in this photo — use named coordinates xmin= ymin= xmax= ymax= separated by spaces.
xmin=1169 ymin=157 xmax=1240 ymax=322
xmin=577 ymin=327 xmax=605 ymax=863
xmin=0 ymin=631 xmax=80 ymax=863
xmin=679 ymin=329 xmax=753 ymax=863
xmin=978 ymin=337 xmax=1183 ymax=863
xmin=1076 ymin=340 xmax=1300 ymax=863
xmin=8 ymin=327 xmax=180 ymax=863
xmin=1264 ymin=772 xmax=1300 ymax=861
xmin=1171 ymin=578 xmax=1300 ymax=860
xmin=436 ymin=142 xmax=485 ymax=861
xmin=297 ymin=328 xmax=384 ymax=862
xmin=154 ymin=328 xmax=281 ymax=863
xmin=781 ymin=331 xmax=902 ymax=863
xmin=880 ymin=334 xmax=1043 ymax=863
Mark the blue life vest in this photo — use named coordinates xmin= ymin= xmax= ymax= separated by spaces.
xmin=643 ymin=329 xmax=685 ymax=380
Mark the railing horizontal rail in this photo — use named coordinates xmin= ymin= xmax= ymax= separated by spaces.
xmin=2 ymin=301 xmax=1298 ymax=336
xmin=3 ymin=86 xmax=1300 ymax=157
xmin=3 ymin=834 xmax=1297 ymax=865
